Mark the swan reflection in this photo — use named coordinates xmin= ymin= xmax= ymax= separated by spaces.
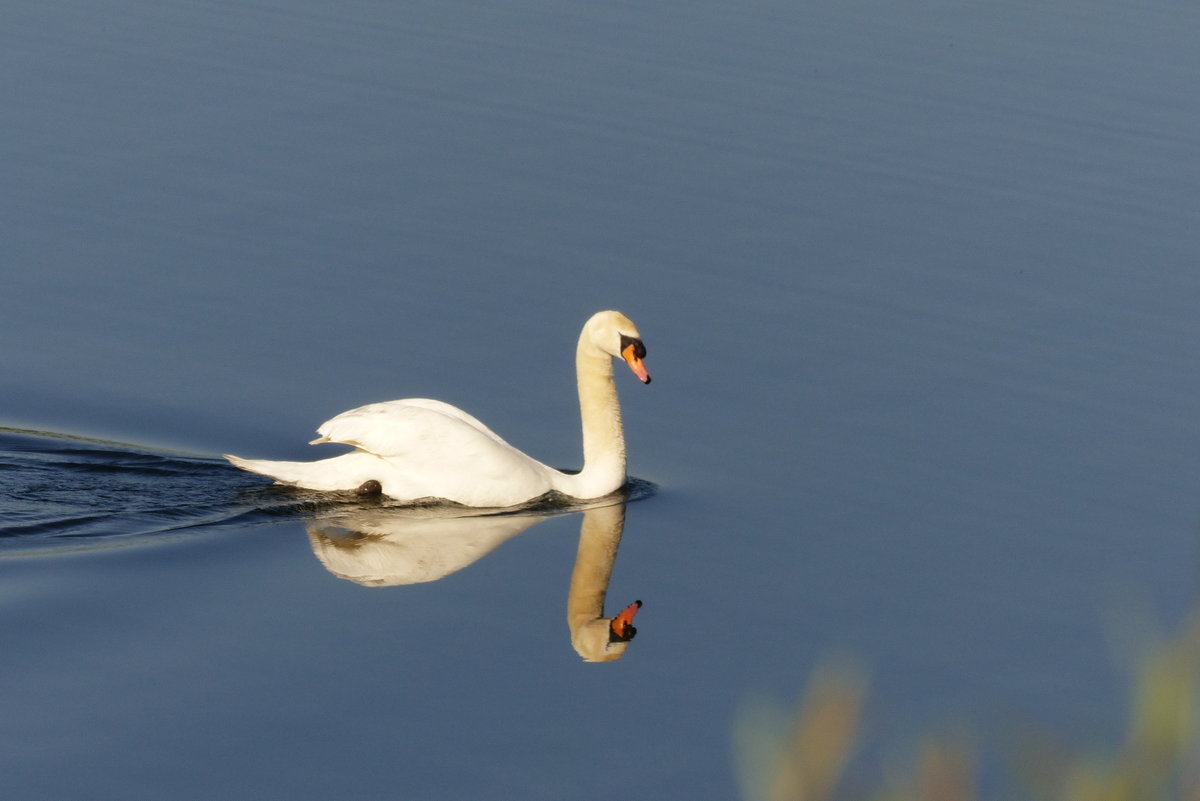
xmin=304 ymin=500 xmax=642 ymax=661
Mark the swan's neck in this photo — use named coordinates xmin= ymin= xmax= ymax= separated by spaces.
xmin=559 ymin=333 xmax=626 ymax=499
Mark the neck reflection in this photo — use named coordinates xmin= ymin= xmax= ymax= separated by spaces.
xmin=567 ymin=502 xmax=641 ymax=662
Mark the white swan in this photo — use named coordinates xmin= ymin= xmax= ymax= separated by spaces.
xmin=225 ymin=310 xmax=651 ymax=507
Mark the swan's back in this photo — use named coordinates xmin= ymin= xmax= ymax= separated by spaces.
xmin=314 ymin=399 xmax=511 ymax=452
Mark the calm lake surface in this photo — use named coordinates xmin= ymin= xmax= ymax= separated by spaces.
xmin=3 ymin=0 xmax=1199 ymax=797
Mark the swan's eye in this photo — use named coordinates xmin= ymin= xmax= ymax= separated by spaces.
xmin=619 ymin=334 xmax=646 ymax=359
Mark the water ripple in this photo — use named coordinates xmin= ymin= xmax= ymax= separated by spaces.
xmin=0 ymin=428 xmax=286 ymax=553
xmin=0 ymin=427 xmax=654 ymax=555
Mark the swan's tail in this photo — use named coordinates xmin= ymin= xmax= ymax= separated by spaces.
xmin=224 ymin=452 xmax=380 ymax=492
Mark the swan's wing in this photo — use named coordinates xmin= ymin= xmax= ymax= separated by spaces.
xmin=376 ymin=398 xmax=510 ymax=444
xmin=311 ymin=399 xmax=559 ymax=505
xmin=313 ymin=399 xmax=516 ymax=459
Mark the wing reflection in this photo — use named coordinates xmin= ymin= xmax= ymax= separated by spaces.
xmin=306 ymin=506 xmax=547 ymax=586
xmin=303 ymin=501 xmax=643 ymax=661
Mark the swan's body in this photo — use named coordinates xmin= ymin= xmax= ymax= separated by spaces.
xmin=225 ymin=310 xmax=651 ymax=507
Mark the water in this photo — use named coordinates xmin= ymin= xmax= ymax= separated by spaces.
xmin=3 ymin=0 xmax=1199 ymax=797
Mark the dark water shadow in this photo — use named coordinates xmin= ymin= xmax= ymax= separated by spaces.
xmin=0 ymin=427 xmax=654 ymax=558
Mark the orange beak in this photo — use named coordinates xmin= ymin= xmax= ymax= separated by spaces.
xmin=621 ymin=344 xmax=652 ymax=384
xmin=610 ymin=600 xmax=642 ymax=640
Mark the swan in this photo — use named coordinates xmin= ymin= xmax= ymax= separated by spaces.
xmin=225 ymin=310 xmax=651 ymax=507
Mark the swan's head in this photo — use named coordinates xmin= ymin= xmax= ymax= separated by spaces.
xmin=572 ymin=599 xmax=643 ymax=662
xmin=585 ymin=310 xmax=651 ymax=384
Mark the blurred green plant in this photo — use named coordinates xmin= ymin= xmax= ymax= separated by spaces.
xmin=735 ymin=613 xmax=1200 ymax=801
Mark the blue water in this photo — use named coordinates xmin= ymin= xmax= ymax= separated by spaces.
xmin=3 ymin=0 xmax=1199 ymax=798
